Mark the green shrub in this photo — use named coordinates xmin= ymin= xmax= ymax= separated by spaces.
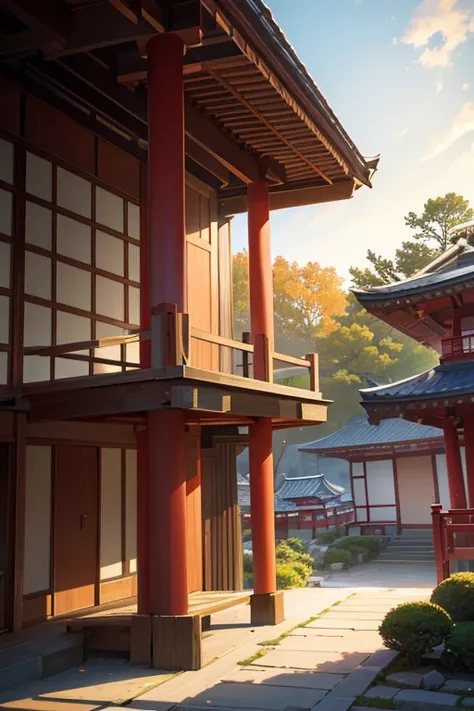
xmin=276 ymin=540 xmax=314 ymax=570
xmin=286 ymin=537 xmax=307 ymax=554
xmin=324 ymin=548 xmax=351 ymax=568
xmin=243 ymin=551 xmax=253 ymax=574
xmin=337 ymin=539 xmax=368 ymax=558
xmin=442 ymin=621 xmax=474 ymax=671
xmin=357 ymin=536 xmax=382 ymax=558
xmin=316 ymin=529 xmax=340 ymax=545
xmin=291 ymin=560 xmax=313 ymax=583
xmin=431 ymin=572 xmax=474 ymax=622
xmin=379 ymin=601 xmax=452 ymax=666
xmin=243 ymin=571 xmax=253 ymax=589
xmin=276 ymin=562 xmax=307 ymax=589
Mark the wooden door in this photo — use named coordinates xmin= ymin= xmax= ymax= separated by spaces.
xmin=54 ymin=446 xmax=98 ymax=615
xmin=0 ymin=445 xmax=12 ymax=631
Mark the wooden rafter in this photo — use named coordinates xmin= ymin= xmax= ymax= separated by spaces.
xmin=208 ymin=68 xmax=332 ymax=185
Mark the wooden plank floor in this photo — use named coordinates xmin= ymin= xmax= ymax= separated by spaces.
xmin=69 ymin=591 xmax=250 ymax=627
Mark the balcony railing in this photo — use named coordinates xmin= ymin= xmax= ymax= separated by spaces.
xmin=24 ymin=305 xmax=320 ymax=394
xmin=432 ymin=503 xmax=474 ymax=582
xmin=441 ymin=335 xmax=474 ymax=361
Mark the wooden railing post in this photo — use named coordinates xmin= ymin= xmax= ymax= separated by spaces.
xmin=305 ymin=353 xmax=320 ymax=393
xmin=254 ymin=333 xmax=272 ymax=382
xmin=151 ymin=303 xmax=190 ymax=368
xmin=242 ymin=332 xmax=251 ymax=378
xmin=432 ymin=503 xmax=449 ymax=584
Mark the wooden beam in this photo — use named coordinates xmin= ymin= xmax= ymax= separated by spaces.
xmin=107 ymin=0 xmax=140 ymax=25
xmin=0 ymin=0 xmax=71 ymax=44
xmin=219 ymin=179 xmax=356 ymax=215
xmin=117 ymin=40 xmax=242 ymax=82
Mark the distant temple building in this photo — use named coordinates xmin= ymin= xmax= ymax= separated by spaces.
xmin=300 ymin=414 xmax=451 ymax=534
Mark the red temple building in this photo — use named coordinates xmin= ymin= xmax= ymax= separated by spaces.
xmin=353 ymin=232 xmax=474 ymax=578
xmin=0 ymin=0 xmax=376 ymax=669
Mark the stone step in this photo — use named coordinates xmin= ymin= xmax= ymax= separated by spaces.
xmin=376 ymin=559 xmax=435 ymax=565
xmin=381 ymin=550 xmax=435 ymax=558
xmin=387 ymin=544 xmax=434 ymax=551
xmin=0 ymin=632 xmax=84 ymax=693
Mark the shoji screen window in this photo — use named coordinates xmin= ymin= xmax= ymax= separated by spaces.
xmin=0 ymin=137 xmax=14 ymax=386
xmin=23 ymin=150 xmax=140 ymax=383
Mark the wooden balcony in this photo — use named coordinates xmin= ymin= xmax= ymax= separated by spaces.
xmin=441 ymin=335 xmax=474 ymax=361
xmin=22 ymin=306 xmax=326 ymax=429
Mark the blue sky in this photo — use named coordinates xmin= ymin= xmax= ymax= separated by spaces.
xmin=232 ymin=0 xmax=474 ymax=280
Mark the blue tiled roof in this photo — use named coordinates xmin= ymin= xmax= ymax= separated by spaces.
xmin=353 ymin=246 xmax=474 ymax=302
xmin=360 ymin=360 xmax=474 ymax=403
xmin=300 ymin=413 xmax=442 ymax=453
xmin=277 ymin=474 xmax=345 ymax=501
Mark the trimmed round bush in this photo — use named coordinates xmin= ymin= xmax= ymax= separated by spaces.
xmin=276 ymin=562 xmax=307 ymax=589
xmin=324 ymin=548 xmax=351 ymax=569
xmin=291 ymin=560 xmax=313 ymax=582
xmin=379 ymin=601 xmax=452 ymax=666
xmin=431 ymin=572 xmax=474 ymax=622
xmin=442 ymin=621 xmax=474 ymax=671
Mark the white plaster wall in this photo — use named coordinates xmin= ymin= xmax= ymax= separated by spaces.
xmin=353 ymin=477 xmax=367 ymax=506
xmin=366 ymin=460 xmax=396 ymax=506
xmin=100 ymin=448 xmax=123 ymax=580
xmin=370 ymin=506 xmax=397 ymax=522
xmin=352 ymin=462 xmax=364 ymax=477
xmin=397 ymin=455 xmax=435 ymax=525
xmin=24 ymin=446 xmax=51 ymax=595
xmin=435 ymin=454 xmax=451 ymax=509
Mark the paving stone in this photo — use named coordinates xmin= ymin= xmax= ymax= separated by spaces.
xmin=226 ymin=666 xmax=345 ymax=690
xmin=279 ymin=633 xmax=383 ymax=654
xmin=256 ymin=649 xmax=369 ymax=673
xmin=365 ymin=685 xmax=399 ymax=699
xmin=394 ymin=688 xmax=459 ymax=705
xmin=327 ymin=667 xmax=379 ymax=698
xmin=291 ymin=627 xmax=345 ymax=637
xmin=462 ymin=698 xmax=474 ymax=706
xmin=306 ymin=619 xmax=380 ymax=631
xmin=313 ymin=696 xmax=355 ymax=711
xmin=0 ymin=656 xmax=43 ymax=692
xmin=444 ymin=680 xmax=474 ymax=692
xmin=362 ymin=649 xmax=398 ymax=669
xmin=386 ymin=671 xmax=424 ymax=688
xmin=422 ymin=670 xmax=445 ymax=690
xmin=183 ymin=681 xmax=327 ymax=709
xmin=322 ymin=612 xmax=385 ymax=621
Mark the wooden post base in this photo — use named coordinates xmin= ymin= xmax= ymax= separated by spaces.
xmin=201 ymin=614 xmax=211 ymax=632
xmin=250 ymin=591 xmax=285 ymax=626
xmin=131 ymin=614 xmax=152 ymax=666
xmin=152 ymin=614 xmax=202 ymax=670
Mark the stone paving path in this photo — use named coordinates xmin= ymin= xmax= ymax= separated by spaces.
xmin=2 ymin=587 xmax=452 ymax=711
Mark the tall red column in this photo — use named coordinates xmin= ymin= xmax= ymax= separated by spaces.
xmin=443 ymin=417 xmax=467 ymax=509
xmin=145 ymin=32 xmax=188 ymax=616
xmin=463 ymin=413 xmax=474 ymax=507
xmin=137 ymin=164 xmax=150 ymax=614
xmin=248 ymin=180 xmax=276 ymax=596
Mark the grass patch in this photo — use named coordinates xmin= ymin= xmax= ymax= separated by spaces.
xmin=237 ymin=649 xmax=269 ymax=666
xmin=354 ymin=696 xmax=396 ymax=709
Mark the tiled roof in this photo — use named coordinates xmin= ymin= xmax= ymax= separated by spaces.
xmin=277 ymin=474 xmax=345 ymax=501
xmin=353 ymin=241 xmax=474 ymax=303
xmin=237 ymin=473 xmax=251 ymax=509
xmin=360 ymin=360 xmax=474 ymax=403
xmin=300 ymin=413 xmax=442 ymax=454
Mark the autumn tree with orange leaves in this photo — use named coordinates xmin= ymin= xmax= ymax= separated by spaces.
xmin=233 ymin=250 xmax=346 ymax=355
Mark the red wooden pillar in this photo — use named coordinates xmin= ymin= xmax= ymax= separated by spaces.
xmin=249 ymin=418 xmax=276 ymax=594
xmin=137 ymin=164 xmax=150 ymax=614
xmin=443 ymin=417 xmax=467 ymax=509
xmin=247 ymin=181 xmax=280 ymax=623
xmin=463 ymin=413 xmax=474 ymax=507
xmin=145 ymin=32 xmax=188 ymax=617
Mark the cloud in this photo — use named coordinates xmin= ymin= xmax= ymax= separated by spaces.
xmin=391 ymin=37 xmax=398 ymax=45
xmin=462 ymin=83 xmax=469 ymax=91
xmin=403 ymin=0 xmax=474 ymax=68
xmin=398 ymin=128 xmax=409 ymax=138
xmin=436 ymin=80 xmax=443 ymax=93
xmin=424 ymin=101 xmax=474 ymax=159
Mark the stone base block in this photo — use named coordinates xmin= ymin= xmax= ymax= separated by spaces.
xmin=152 ymin=614 xmax=202 ymax=670
xmin=131 ymin=614 xmax=152 ymax=666
xmin=201 ymin=614 xmax=211 ymax=632
xmin=250 ymin=591 xmax=284 ymax=626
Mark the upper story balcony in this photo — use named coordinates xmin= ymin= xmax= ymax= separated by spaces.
xmin=441 ymin=335 xmax=474 ymax=362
